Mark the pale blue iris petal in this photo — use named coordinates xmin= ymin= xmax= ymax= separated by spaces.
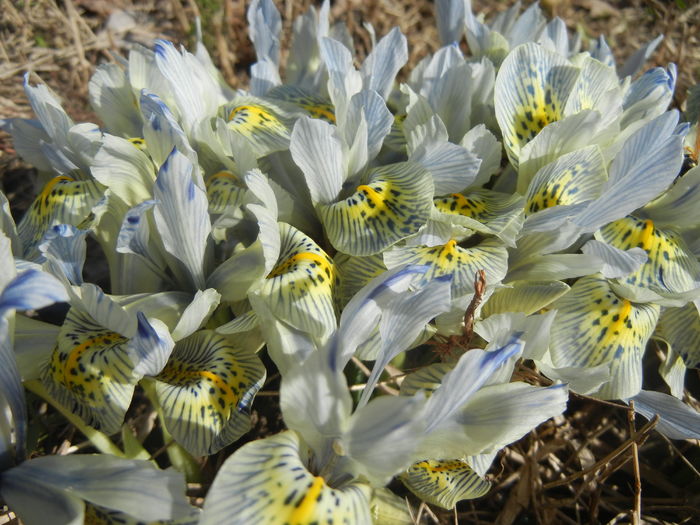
xmin=631 ymin=390 xmax=700 ymax=440
xmin=0 ymin=454 xmax=193 ymax=523
xmin=358 ymin=276 xmax=453 ymax=407
xmin=153 ymin=148 xmax=212 ymax=290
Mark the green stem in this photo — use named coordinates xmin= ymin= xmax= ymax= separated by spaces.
xmin=25 ymin=380 xmax=124 ymax=457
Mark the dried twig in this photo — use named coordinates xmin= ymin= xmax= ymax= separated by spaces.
xmin=544 ymin=416 xmax=659 ymax=489
xmin=627 ymin=401 xmax=642 ymax=525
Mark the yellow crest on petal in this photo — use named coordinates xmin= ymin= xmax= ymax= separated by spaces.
xmin=598 ymin=215 xmax=700 ymax=296
xmin=155 ymin=330 xmax=266 ymax=456
xmin=402 ymin=459 xmax=490 ymax=509
xmin=17 ymin=175 xmax=103 ymax=255
xmin=43 ymin=309 xmax=136 ymax=433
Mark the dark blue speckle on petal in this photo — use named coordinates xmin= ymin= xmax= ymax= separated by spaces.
xmin=127 ymin=216 xmax=140 ymax=224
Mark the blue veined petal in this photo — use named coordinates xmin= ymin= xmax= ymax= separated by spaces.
xmin=318 ymin=161 xmax=434 ymax=256
xmin=344 ymin=394 xmax=428 ymax=485
xmin=433 ymin=189 xmax=525 ymax=247
xmin=88 ymin=63 xmax=142 ymax=138
xmin=153 ymin=40 xmax=224 ymax=134
xmin=200 ymin=431 xmax=372 ymax=525
xmin=475 ymin=310 xmax=556 ymax=364
xmin=0 ymin=454 xmax=194 ymax=524
xmin=0 ymin=268 xmax=68 ymax=318
xmin=153 ymin=148 xmax=212 ymax=290
xmin=247 ymin=0 xmax=282 ymax=66
xmin=564 ymin=56 xmax=621 ymax=118
xmin=402 ymin=459 xmax=490 ymax=509
xmin=436 ymin=0 xmax=466 ymax=45
xmin=574 ymin=111 xmax=685 ymax=232
xmin=549 ymin=274 xmax=660 ymax=400
xmin=2 ymin=125 xmax=50 ymax=183
xmin=22 ymin=73 xmax=73 ymax=147
xmin=412 ymin=137 xmax=481 ymax=196
xmin=621 ymin=66 xmax=675 ymax=129
xmin=423 ymin=338 xmax=524 ymax=433
xmin=383 ymin=237 xmax=508 ymax=297
xmin=360 ymin=27 xmax=408 ymax=100
xmin=597 ymin=215 xmax=700 ymax=299
xmin=506 ymin=3 xmax=547 ymax=48
xmin=539 ymin=17 xmax=569 ymax=56
xmin=419 ymin=48 xmax=476 ymax=142
xmin=656 ymin=301 xmax=700 ymax=369
xmin=130 ymin=313 xmax=175 ymax=377
xmin=461 ymin=125 xmax=502 ymax=188
xmin=580 ymin=240 xmax=648 ymax=279
xmin=170 ymin=288 xmax=221 ymax=342
xmin=344 ymin=90 xmax=393 ymax=164
xmin=330 ymin=265 xmax=429 ymax=372
xmin=37 ymin=224 xmax=89 ymax=286
xmin=290 ymin=116 xmax=345 ymax=205
xmin=253 ymin=223 xmax=338 ymax=341
xmin=517 ymin=110 xmax=611 ymax=192
xmin=140 ymin=90 xmax=198 ymax=169
xmin=357 ymin=277 xmax=453 ymax=407
xmin=619 ymin=35 xmax=663 ymax=78
xmin=658 ymin=345 xmax=686 ymax=399
xmin=284 ymin=2 xmax=330 ymax=88
xmin=319 ymin=36 xmax=363 ymax=125
xmin=279 ymin=343 xmax=352 ymax=456
xmin=116 ymin=200 xmax=158 ymax=260
xmin=640 ymin=164 xmax=700 ymax=231
xmin=421 ymin=382 xmax=568 ymax=458
xmin=495 ymin=43 xmax=580 ymax=169
xmin=16 ymin=175 xmax=103 ymax=258
xmin=1 ymin=317 xmax=27 ymax=465
xmin=589 ymin=35 xmax=615 ymax=69
xmin=630 ymin=390 xmax=700 ymax=440
xmin=154 ymin=330 xmax=265 ymax=456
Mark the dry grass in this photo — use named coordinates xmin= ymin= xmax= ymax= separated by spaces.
xmin=1 ymin=1 xmax=699 ymax=524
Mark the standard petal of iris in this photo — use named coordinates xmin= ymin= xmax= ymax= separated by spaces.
xmin=318 ymin=161 xmax=433 ymax=256
xmin=153 ymin=148 xmax=212 ymax=290
xmin=200 ymin=431 xmax=372 ymax=525
xmin=153 ymin=330 xmax=265 ymax=456
xmin=549 ymin=274 xmax=660 ymax=400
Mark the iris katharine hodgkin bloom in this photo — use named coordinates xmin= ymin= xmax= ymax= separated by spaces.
xmin=0 ymin=0 xmax=699 ymax=523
